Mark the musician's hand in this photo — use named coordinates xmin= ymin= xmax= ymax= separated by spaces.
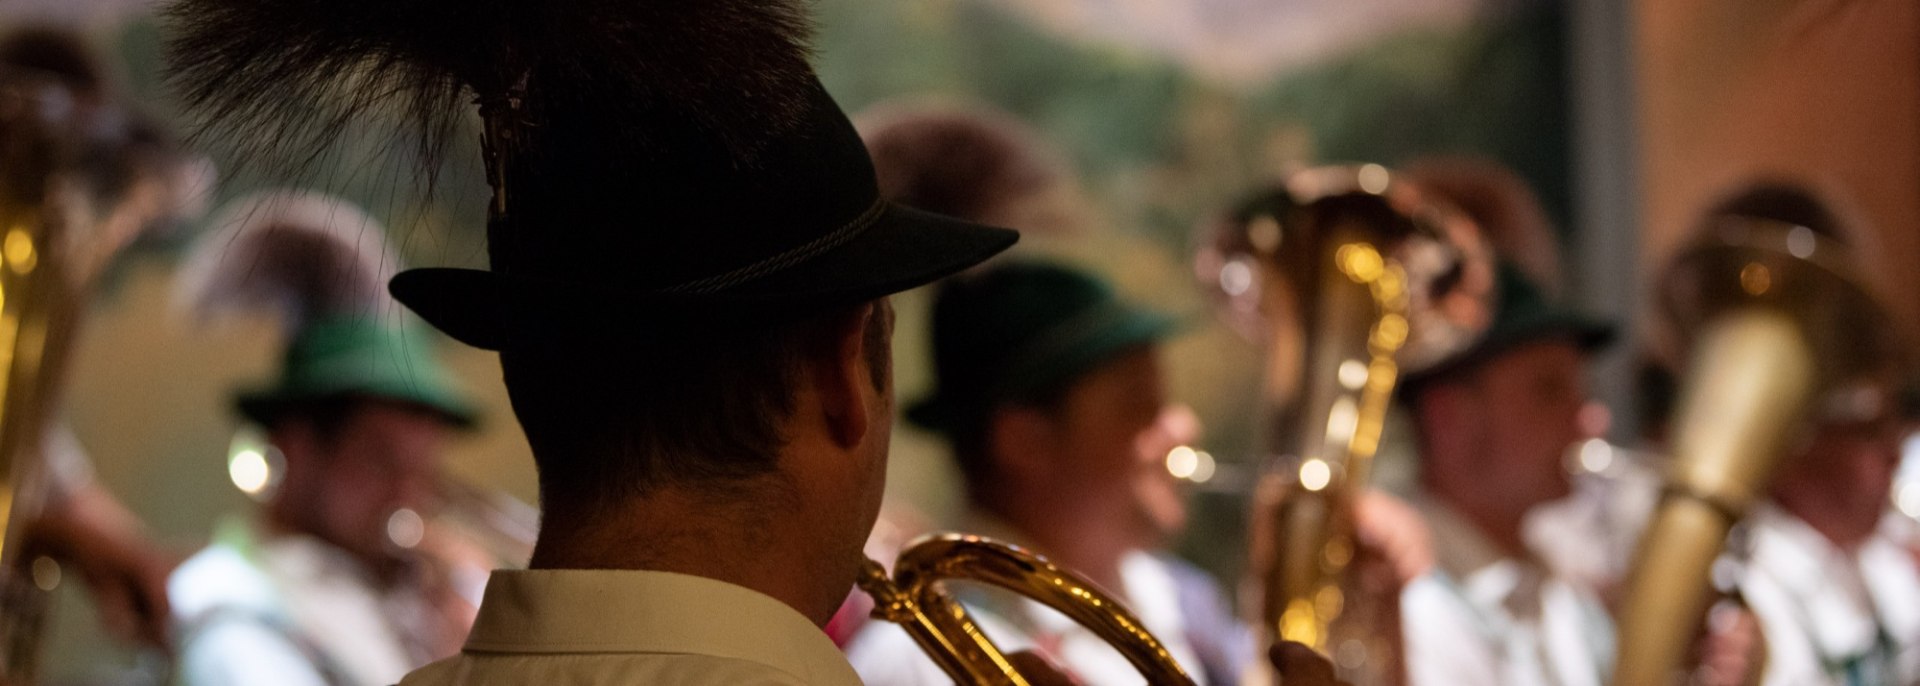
xmin=1693 ymin=600 xmax=1764 ymax=686
xmin=1006 ymin=650 xmax=1079 ymax=686
xmin=76 ymin=535 xmax=178 ymax=650
xmin=25 ymin=485 xmax=179 ymax=650
xmin=1270 ymin=642 xmax=1352 ymax=686
xmin=1353 ymin=489 xmax=1434 ymax=585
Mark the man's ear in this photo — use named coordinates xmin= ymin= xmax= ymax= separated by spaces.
xmin=987 ymin=407 xmax=1056 ymax=483
xmin=816 ymin=303 xmax=880 ymax=448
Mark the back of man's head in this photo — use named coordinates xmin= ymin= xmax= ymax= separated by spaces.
xmin=502 ymin=305 xmax=890 ymax=518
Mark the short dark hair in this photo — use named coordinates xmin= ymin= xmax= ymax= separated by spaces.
xmin=501 ymin=303 xmax=888 ymax=513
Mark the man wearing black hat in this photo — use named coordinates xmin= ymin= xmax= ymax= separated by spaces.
xmin=161 ymin=0 xmax=1358 ymax=681
xmin=846 ymin=259 xmax=1256 ymax=685
xmin=1396 ymin=264 xmax=1617 ymax=686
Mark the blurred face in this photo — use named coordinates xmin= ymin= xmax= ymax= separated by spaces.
xmin=1131 ymin=404 xmax=1201 ymax=544
xmin=1032 ymin=347 xmax=1168 ymax=517
xmin=272 ymin=401 xmax=452 ymax=567
xmin=1774 ymin=385 xmax=1903 ymax=548
xmin=1428 ymin=341 xmax=1590 ymax=513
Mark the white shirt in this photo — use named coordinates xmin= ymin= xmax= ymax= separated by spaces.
xmin=844 ymin=517 xmax=1209 ymax=685
xmin=1740 ymin=506 xmax=1920 ymax=686
xmin=170 ymin=520 xmax=424 ymax=686
xmin=402 ymin=569 xmax=865 ymax=686
xmin=1401 ymin=497 xmax=1613 ymax=686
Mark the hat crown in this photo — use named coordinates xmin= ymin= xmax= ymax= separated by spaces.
xmin=495 ymin=77 xmax=882 ymax=295
xmin=931 ymin=262 xmax=1114 ymax=386
xmin=912 ymin=261 xmax=1177 ymax=432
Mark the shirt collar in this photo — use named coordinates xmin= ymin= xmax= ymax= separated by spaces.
xmin=465 ymin=569 xmax=864 ymax=685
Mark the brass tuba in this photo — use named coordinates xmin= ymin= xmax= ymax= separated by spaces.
xmin=1196 ymin=164 xmax=1494 ymax=685
xmin=857 ymin=534 xmax=1197 ymax=685
xmin=0 ymin=67 xmax=175 ymax=681
xmin=1610 ymin=214 xmax=1894 ymax=685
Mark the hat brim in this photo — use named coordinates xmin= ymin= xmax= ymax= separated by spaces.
xmin=391 ymin=203 xmax=1018 ymax=350
xmin=235 ymin=386 xmax=478 ymax=430
xmin=907 ymin=308 xmax=1184 ymax=434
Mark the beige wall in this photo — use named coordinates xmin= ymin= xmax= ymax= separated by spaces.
xmin=1637 ymin=0 xmax=1920 ymax=333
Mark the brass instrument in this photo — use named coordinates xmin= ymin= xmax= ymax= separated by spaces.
xmin=1197 ymin=165 xmax=1493 ymax=685
xmin=857 ymin=534 xmax=1197 ymax=685
xmin=0 ymin=73 xmax=100 ymax=684
xmin=1611 ymin=216 xmax=1892 ymax=685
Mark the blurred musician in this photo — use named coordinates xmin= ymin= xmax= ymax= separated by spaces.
xmin=1700 ymin=185 xmax=1920 ymax=686
xmin=1396 ymin=262 xmax=1617 ymax=686
xmin=845 ymin=259 xmax=1246 ymax=684
xmin=166 ymin=193 xmax=478 ymax=686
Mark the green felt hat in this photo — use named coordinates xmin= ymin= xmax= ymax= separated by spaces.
xmin=1400 ymin=262 xmax=1615 ymax=393
xmin=908 ymin=261 xmax=1181 ymax=434
xmin=234 ymin=316 xmax=476 ymax=429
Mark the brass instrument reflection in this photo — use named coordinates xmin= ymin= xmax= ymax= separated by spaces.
xmin=1612 ymin=216 xmax=1896 ymax=685
xmin=856 ymin=534 xmax=1198 ymax=686
xmin=1197 ymin=164 xmax=1494 ymax=685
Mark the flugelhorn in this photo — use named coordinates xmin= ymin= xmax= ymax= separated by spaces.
xmin=1611 ymin=214 xmax=1894 ymax=685
xmin=857 ymin=534 xmax=1197 ymax=685
xmin=1197 ymin=164 xmax=1494 ymax=685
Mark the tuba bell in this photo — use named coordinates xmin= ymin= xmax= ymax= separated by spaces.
xmin=1196 ymin=164 xmax=1495 ymax=685
xmin=1610 ymin=211 xmax=1896 ymax=685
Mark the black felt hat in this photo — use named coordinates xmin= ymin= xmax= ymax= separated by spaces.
xmin=163 ymin=0 xmax=1017 ymax=351
xmin=388 ymin=77 xmax=1017 ymax=350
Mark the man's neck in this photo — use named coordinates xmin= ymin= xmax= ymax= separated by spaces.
xmin=1417 ymin=487 xmax=1532 ymax=565
xmin=529 ymin=485 xmax=846 ymax=626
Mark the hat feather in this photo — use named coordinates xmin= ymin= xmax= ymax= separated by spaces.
xmin=177 ymin=191 xmax=398 ymax=333
xmin=163 ymin=0 xmax=817 ymax=181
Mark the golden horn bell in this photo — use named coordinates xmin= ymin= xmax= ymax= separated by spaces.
xmin=1611 ymin=216 xmax=1897 ymax=686
xmin=1198 ymin=164 xmax=1495 ymax=685
xmin=858 ymin=534 xmax=1197 ymax=685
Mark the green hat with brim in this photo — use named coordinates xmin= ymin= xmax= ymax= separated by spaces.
xmin=235 ymin=316 xmax=478 ymax=429
xmin=1400 ymin=262 xmax=1615 ymax=395
xmin=907 ymin=260 xmax=1182 ymax=434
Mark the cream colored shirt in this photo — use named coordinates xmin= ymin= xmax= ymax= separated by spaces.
xmin=400 ymin=569 xmax=865 ymax=686
xmin=1402 ymin=496 xmax=1613 ymax=686
xmin=1740 ymin=506 xmax=1920 ymax=686
xmin=170 ymin=520 xmax=427 ymax=686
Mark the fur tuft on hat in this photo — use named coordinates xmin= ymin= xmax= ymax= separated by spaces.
xmin=177 ymin=191 xmax=398 ymax=334
xmin=856 ymin=102 xmax=1069 ymax=229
